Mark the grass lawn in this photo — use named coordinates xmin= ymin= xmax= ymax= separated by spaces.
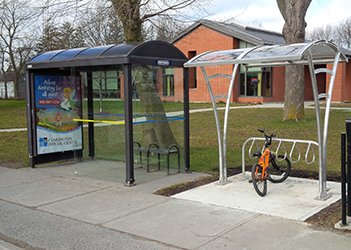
xmin=0 ymin=99 xmax=348 ymax=177
xmin=190 ymin=108 xmax=347 ymax=175
xmin=0 ymin=100 xmax=27 ymax=128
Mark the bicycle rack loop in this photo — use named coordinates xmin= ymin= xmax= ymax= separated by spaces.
xmin=242 ymin=137 xmax=319 ymax=179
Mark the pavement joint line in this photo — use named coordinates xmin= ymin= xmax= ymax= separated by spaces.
xmin=34 ymin=185 xmax=114 ymax=209
xmin=0 ymin=197 xmax=39 ymax=210
xmin=99 ymin=196 xmax=171 ymax=226
xmin=0 ymin=184 xmax=113 ymax=210
xmin=192 ymin=213 xmax=261 ymax=250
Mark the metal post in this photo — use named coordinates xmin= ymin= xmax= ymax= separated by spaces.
xmin=200 ymin=67 xmax=227 ymax=184
xmin=25 ymin=70 xmax=35 ymax=168
xmin=86 ymin=71 xmax=95 ymax=158
xmin=341 ymin=132 xmax=347 ymax=225
xmin=321 ymin=52 xmax=340 ymax=197
xmin=183 ymin=68 xmax=190 ymax=172
xmin=223 ymin=63 xmax=239 ymax=181
xmin=124 ymin=64 xmax=135 ymax=186
xmin=346 ymin=119 xmax=351 ymax=216
xmin=223 ymin=47 xmax=258 ymax=182
xmin=307 ymin=52 xmax=326 ymax=199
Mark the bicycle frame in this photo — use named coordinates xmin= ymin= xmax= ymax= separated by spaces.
xmin=257 ymin=147 xmax=270 ymax=179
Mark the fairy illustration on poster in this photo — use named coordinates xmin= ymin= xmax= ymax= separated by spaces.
xmin=34 ymin=75 xmax=82 ymax=154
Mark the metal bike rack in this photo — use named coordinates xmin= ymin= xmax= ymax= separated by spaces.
xmin=184 ymin=40 xmax=348 ymax=199
xmin=242 ymin=137 xmax=319 ymax=178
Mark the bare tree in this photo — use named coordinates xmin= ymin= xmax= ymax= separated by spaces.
xmin=307 ymin=24 xmax=335 ymax=42
xmin=0 ymin=46 xmax=10 ymax=99
xmin=335 ymin=17 xmax=351 ymax=49
xmin=111 ymin=0 xmax=206 ymax=42
xmin=78 ymin=2 xmax=124 ymax=46
xmin=109 ymin=0 xmax=207 ymax=146
xmin=154 ymin=16 xmax=187 ymax=42
xmin=0 ymin=0 xmax=39 ymax=97
xmin=277 ymin=0 xmax=312 ymax=121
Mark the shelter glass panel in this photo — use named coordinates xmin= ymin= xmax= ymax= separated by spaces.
xmin=79 ymin=67 xmax=126 ymax=167
xmin=92 ymin=70 xmax=121 ymax=99
xmin=132 ymin=65 xmax=184 ymax=174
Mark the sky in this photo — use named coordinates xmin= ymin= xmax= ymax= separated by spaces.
xmin=208 ymin=0 xmax=351 ymax=33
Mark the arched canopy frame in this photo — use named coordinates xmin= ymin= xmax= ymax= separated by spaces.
xmin=184 ymin=40 xmax=348 ymax=200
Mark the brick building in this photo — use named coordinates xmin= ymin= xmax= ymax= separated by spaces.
xmin=173 ymin=19 xmax=351 ymax=103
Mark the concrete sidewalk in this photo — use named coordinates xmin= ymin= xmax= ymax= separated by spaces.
xmin=0 ymin=162 xmax=351 ymax=250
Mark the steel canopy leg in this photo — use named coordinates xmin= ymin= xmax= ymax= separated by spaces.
xmin=223 ymin=64 xmax=240 ymax=181
xmin=322 ymin=52 xmax=340 ymax=196
xmin=200 ymin=67 xmax=228 ymax=184
xmin=223 ymin=48 xmax=256 ymax=181
xmin=307 ymin=51 xmax=340 ymax=200
xmin=307 ymin=52 xmax=326 ymax=199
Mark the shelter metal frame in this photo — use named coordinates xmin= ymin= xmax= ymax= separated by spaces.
xmin=184 ymin=40 xmax=348 ymax=200
xmin=25 ymin=41 xmax=190 ymax=186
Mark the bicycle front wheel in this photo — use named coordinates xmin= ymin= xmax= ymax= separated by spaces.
xmin=251 ymin=164 xmax=267 ymax=197
xmin=267 ymin=155 xmax=291 ymax=183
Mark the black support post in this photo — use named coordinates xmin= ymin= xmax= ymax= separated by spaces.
xmin=346 ymin=119 xmax=351 ymax=216
xmin=341 ymin=132 xmax=347 ymax=225
xmin=87 ymin=71 xmax=95 ymax=158
xmin=124 ymin=64 xmax=135 ymax=186
xmin=183 ymin=68 xmax=190 ymax=172
xmin=25 ymin=71 xmax=35 ymax=168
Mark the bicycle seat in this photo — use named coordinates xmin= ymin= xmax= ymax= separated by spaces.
xmin=253 ymin=151 xmax=262 ymax=157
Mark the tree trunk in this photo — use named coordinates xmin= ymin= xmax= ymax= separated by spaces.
xmin=284 ymin=65 xmax=305 ymax=120
xmin=111 ymin=0 xmax=178 ymax=146
xmin=4 ymin=80 xmax=8 ymax=99
xmin=112 ymin=0 xmax=143 ymax=43
xmin=277 ymin=0 xmax=312 ymax=121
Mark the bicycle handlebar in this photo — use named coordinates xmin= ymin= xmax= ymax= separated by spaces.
xmin=257 ymin=129 xmax=275 ymax=146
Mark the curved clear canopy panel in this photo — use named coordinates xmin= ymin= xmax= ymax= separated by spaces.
xmin=184 ymin=40 xmax=348 ymax=68
xmin=187 ymin=48 xmax=248 ymax=66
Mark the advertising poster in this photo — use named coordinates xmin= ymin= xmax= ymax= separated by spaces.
xmin=34 ymin=75 xmax=82 ymax=154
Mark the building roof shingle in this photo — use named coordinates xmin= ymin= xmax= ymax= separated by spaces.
xmin=173 ymin=19 xmax=285 ymax=45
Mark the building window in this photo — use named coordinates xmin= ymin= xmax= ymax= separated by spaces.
xmin=188 ymin=51 xmax=197 ymax=88
xmin=239 ymin=67 xmax=272 ymax=97
xmin=92 ymin=71 xmax=120 ymax=98
xmin=239 ymin=41 xmax=271 ymax=97
xmin=162 ymin=68 xmax=174 ymax=96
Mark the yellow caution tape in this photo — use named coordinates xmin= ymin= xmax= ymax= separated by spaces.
xmin=73 ymin=118 xmax=125 ymax=125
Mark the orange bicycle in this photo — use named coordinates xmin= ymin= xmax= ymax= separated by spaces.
xmin=251 ymin=129 xmax=292 ymax=196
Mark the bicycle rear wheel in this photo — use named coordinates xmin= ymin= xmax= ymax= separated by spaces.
xmin=251 ymin=164 xmax=267 ymax=197
xmin=267 ymin=155 xmax=291 ymax=183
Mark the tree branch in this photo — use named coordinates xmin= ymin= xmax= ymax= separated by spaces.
xmin=141 ymin=0 xmax=197 ymax=21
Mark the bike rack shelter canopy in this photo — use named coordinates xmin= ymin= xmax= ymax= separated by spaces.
xmin=184 ymin=40 xmax=348 ymax=199
xmin=185 ymin=40 xmax=347 ymax=67
xmin=26 ymin=41 xmax=189 ymax=186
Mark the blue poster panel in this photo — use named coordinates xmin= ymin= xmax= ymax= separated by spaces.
xmin=34 ymin=75 xmax=82 ymax=154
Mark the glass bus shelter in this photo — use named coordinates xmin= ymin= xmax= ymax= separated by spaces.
xmin=26 ymin=41 xmax=189 ymax=186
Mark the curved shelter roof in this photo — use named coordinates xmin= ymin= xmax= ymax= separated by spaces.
xmin=27 ymin=41 xmax=187 ymax=70
xmin=184 ymin=40 xmax=348 ymax=68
